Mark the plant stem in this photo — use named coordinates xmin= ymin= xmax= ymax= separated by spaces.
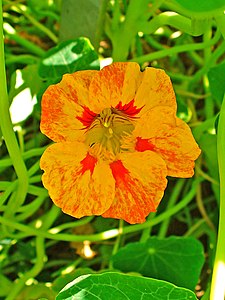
xmin=158 ymin=179 xmax=185 ymax=238
xmin=131 ymin=28 xmax=221 ymax=64
xmin=210 ymin=93 xmax=225 ymax=300
xmin=19 ymin=5 xmax=58 ymax=43
xmin=215 ymin=13 xmax=225 ymax=40
xmin=139 ymin=212 xmax=156 ymax=242
xmin=0 ymin=1 xmax=28 ymax=212
xmin=6 ymin=237 xmax=45 ymax=300
xmin=94 ymin=0 xmax=108 ymax=50
xmin=5 ymin=54 xmax=39 ymax=65
xmin=0 ymin=179 xmax=199 ymax=242
xmin=3 ymin=22 xmax=45 ymax=57
xmin=111 ymin=0 xmax=149 ymax=61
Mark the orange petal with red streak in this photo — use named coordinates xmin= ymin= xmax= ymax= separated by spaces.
xmin=88 ymin=62 xmax=142 ymax=113
xmin=151 ymin=118 xmax=201 ymax=177
xmin=102 ymin=151 xmax=167 ymax=224
xmin=40 ymin=70 xmax=98 ymax=142
xmin=134 ymin=106 xmax=201 ymax=177
xmin=40 ymin=142 xmax=115 ymax=218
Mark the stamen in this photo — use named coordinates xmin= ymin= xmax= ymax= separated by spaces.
xmin=86 ymin=106 xmax=135 ymax=160
xmin=100 ymin=108 xmax=114 ymax=128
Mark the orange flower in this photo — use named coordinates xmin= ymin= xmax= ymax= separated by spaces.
xmin=40 ymin=62 xmax=200 ymax=224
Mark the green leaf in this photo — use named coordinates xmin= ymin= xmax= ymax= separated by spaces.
xmin=0 ymin=274 xmax=13 ymax=297
xmin=17 ymin=283 xmax=55 ymax=300
xmin=52 ymin=268 xmax=95 ymax=294
xmin=56 ymin=272 xmax=198 ymax=300
xmin=38 ymin=38 xmax=99 ymax=80
xmin=59 ymin=0 xmax=101 ymax=46
xmin=170 ymin=0 xmax=225 ymax=16
xmin=22 ymin=64 xmax=43 ymax=97
xmin=208 ymin=62 xmax=225 ymax=107
xmin=112 ymin=236 xmax=204 ymax=290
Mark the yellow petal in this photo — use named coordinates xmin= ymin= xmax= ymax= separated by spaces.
xmin=134 ymin=107 xmax=201 ymax=177
xmin=134 ymin=67 xmax=177 ymax=114
xmin=40 ymin=142 xmax=115 ymax=218
xmin=133 ymin=106 xmax=177 ymax=139
xmin=40 ymin=70 xmax=98 ymax=142
xmin=102 ymin=151 xmax=167 ymax=224
xmin=151 ymin=118 xmax=201 ymax=177
xmin=88 ymin=62 xmax=142 ymax=113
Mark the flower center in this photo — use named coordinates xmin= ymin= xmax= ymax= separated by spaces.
xmin=85 ymin=107 xmax=134 ymax=160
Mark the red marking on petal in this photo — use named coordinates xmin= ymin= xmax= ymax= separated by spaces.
xmin=135 ymin=137 xmax=155 ymax=152
xmin=110 ymin=160 xmax=129 ymax=182
xmin=115 ymin=100 xmax=143 ymax=116
xmin=77 ymin=106 xmax=97 ymax=128
xmin=80 ymin=153 xmax=97 ymax=175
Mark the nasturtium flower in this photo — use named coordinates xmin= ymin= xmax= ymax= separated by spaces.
xmin=40 ymin=62 xmax=200 ymax=224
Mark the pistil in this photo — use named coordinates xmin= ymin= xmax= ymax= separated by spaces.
xmin=85 ymin=107 xmax=135 ymax=160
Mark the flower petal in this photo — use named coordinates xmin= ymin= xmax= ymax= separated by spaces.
xmin=88 ymin=62 xmax=142 ymax=113
xmin=134 ymin=67 xmax=177 ymax=114
xmin=102 ymin=151 xmax=167 ymax=224
xmin=133 ymin=106 xmax=177 ymax=139
xmin=134 ymin=107 xmax=201 ymax=177
xmin=40 ymin=70 xmax=98 ymax=142
xmin=150 ymin=118 xmax=201 ymax=177
xmin=40 ymin=142 xmax=115 ymax=218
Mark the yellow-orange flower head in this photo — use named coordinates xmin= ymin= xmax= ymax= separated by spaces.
xmin=40 ymin=62 xmax=201 ymax=224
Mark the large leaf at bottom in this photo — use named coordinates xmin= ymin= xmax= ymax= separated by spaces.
xmin=112 ymin=236 xmax=204 ymax=290
xmin=56 ymin=272 xmax=198 ymax=300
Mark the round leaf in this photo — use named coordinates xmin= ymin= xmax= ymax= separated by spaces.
xmin=112 ymin=236 xmax=204 ymax=290
xmin=56 ymin=272 xmax=198 ymax=300
xmin=38 ymin=38 xmax=99 ymax=80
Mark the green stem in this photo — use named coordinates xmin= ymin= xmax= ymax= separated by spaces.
xmin=0 ymin=147 xmax=47 ymax=168
xmin=19 ymin=5 xmax=58 ymax=43
xmin=5 ymin=54 xmax=39 ymax=65
xmin=215 ymin=13 xmax=225 ymax=40
xmin=6 ymin=237 xmax=45 ymax=300
xmin=190 ymin=34 xmax=225 ymax=85
xmin=210 ymin=93 xmax=225 ymax=300
xmin=0 ymin=179 xmax=199 ymax=242
xmin=16 ymin=195 xmax=46 ymax=221
xmin=130 ymin=28 xmax=221 ymax=64
xmin=139 ymin=212 xmax=156 ymax=242
xmin=111 ymin=0 xmax=150 ymax=61
xmin=3 ymin=23 xmax=45 ymax=57
xmin=94 ymin=0 xmax=108 ymax=50
xmin=112 ymin=219 xmax=124 ymax=255
xmin=158 ymin=179 xmax=185 ymax=238
xmin=203 ymin=25 xmax=214 ymax=119
xmin=109 ymin=219 xmax=124 ymax=269
xmin=0 ymin=181 xmax=17 ymax=207
xmin=0 ymin=2 xmax=28 ymax=211
xmin=142 ymin=12 xmax=203 ymax=36
xmin=49 ymin=216 xmax=94 ymax=233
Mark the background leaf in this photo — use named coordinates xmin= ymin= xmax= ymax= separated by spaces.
xmin=112 ymin=236 xmax=204 ymax=290
xmin=56 ymin=272 xmax=198 ymax=300
xmin=59 ymin=0 xmax=102 ymax=46
xmin=52 ymin=268 xmax=95 ymax=294
xmin=38 ymin=38 xmax=99 ymax=80
xmin=208 ymin=62 xmax=225 ymax=107
xmin=170 ymin=0 xmax=225 ymax=14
